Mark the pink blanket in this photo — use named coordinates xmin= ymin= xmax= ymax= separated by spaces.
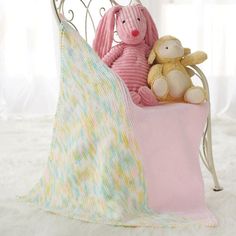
xmin=132 ymin=102 xmax=217 ymax=224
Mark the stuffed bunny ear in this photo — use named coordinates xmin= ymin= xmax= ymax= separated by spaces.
xmin=93 ymin=6 xmax=122 ymax=58
xmin=148 ymin=49 xmax=156 ymax=65
xmin=138 ymin=4 xmax=158 ymax=47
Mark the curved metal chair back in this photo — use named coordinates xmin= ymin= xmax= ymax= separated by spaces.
xmin=51 ymin=0 xmax=222 ymax=191
xmin=52 ymin=0 xmax=141 ymax=45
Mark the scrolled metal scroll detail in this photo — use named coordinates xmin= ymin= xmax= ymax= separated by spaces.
xmin=53 ymin=0 xmax=78 ymax=30
xmin=52 ymin=0 xmax=141 ymax=42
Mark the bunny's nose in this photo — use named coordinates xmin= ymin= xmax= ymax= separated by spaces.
xmin=132 ymin=30 xmax=140 ymax=37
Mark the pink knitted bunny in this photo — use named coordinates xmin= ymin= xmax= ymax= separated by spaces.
xmin=93 ymin=4 xmax=159 ymax=106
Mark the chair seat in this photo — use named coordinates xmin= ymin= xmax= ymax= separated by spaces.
xmin=132 ymin=102 xmax=214 ymax=218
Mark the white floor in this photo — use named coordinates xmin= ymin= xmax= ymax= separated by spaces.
xmin=0 ymin=117 xmax=235 ymax=236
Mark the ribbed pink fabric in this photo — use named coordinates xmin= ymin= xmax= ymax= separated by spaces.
xmin=93 ymin=4 xmax=159 ymax=106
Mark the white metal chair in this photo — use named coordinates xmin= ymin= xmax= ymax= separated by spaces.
xmin=51 ymin=0 xmax=222 ymax=191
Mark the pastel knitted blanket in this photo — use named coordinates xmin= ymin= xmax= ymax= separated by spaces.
xmin=18 ymin=21 xmax=217 ymax=228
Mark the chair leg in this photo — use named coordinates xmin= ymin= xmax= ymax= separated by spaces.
xmin=201 ymin=116 xmax=223 ymax=191
xmin=190 ymin=65 xmax=223 ymax=191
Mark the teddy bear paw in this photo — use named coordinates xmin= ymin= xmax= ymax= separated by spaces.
xmin=152 ymin=77 xmax=169 ymax=99
xmin=184 ymin=87 xmax=206 ymax=104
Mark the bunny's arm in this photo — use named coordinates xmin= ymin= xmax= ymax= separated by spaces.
xmin=102 ymin=44 xmax=124 ymax=67
xmin=145 ymin=44 xmax=152 ymax=58
xmin=181 ymin=51 xmax=207 ymax=67
xmin=147 ymin=64 xmax=163 ymax=87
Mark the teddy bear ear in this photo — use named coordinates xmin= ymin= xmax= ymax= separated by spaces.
xmin=148 ymin=49 xmax=156 ymax=65
xmin=184 ymin=48 xmax=191 ymax=56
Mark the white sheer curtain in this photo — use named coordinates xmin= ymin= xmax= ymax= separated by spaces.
xmin=0 ymin=0 xmax=235 ymax=119
xmin=0 ymin=0 xmax=60 ymax=119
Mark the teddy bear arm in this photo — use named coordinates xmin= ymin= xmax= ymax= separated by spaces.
xmin=185 ymin=67 xmax=195 ymax=78
xmin=147 ymin=64 xmax=163 ymax=87
xmin=181 ymin=51 xmax=208 ymax=66
xmin=102 ymin=44 xmax=124 ymax=67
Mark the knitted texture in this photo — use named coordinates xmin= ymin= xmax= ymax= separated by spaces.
xmin=93 ymin=4 xmax=158 ymax=106
xmin=19 ymin=21 xmax=207 ymax=227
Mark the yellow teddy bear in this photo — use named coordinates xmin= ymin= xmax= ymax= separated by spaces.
xmin=148 ymin=35 xmax=208 ymax=104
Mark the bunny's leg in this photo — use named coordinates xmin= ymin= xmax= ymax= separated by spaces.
xmin=130 ymin=91 xmax=142 ymax=105
xmin=138 ymin=86 xmax=159 ymax=106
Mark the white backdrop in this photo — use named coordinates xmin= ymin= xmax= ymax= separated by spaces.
xmin=0 ymin=0 xmax=235 ymax=119
xmin=0 ymin=0 xmax=60 ymax=118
